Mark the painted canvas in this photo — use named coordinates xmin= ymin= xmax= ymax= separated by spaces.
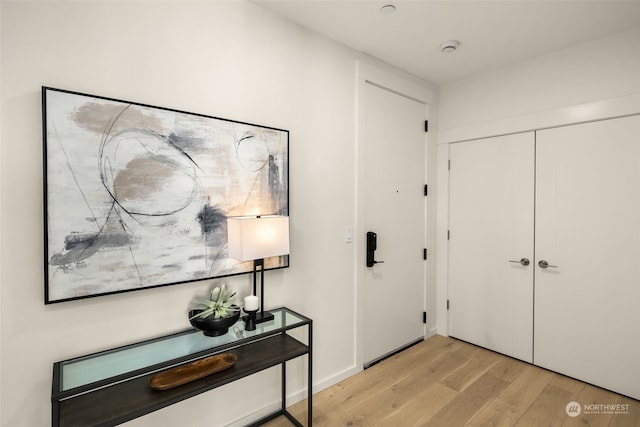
xmin=43 ymin=87 xmax=289 ymax=303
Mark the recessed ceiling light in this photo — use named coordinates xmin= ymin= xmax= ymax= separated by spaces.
xmin=380 ymin=4 xmax=396 ymax=15
xmin=440 ymin=40 xmax=460 ymax=53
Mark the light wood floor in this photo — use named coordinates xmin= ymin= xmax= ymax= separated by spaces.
xmin=264 ymin=334 xmax=640 ymax=426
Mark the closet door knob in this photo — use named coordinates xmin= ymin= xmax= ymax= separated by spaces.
xmin=538 ymin=260 xmax=557 ymax=269
xmin=508 ymin=258 xmax=530 ymax=266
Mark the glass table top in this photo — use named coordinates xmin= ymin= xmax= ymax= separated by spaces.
xmin=59 ymin=308 xmax=308 ymax=392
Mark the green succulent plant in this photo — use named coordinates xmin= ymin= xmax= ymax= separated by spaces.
xmin=189 ymin=284 xmax=240 ymax=320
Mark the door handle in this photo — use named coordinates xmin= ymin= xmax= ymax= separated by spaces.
xmin=366 ymin=231 xmax=384 ymax=267
xmin=538 ymin=260 xmax=557 ymax=269
xmin=508 ymin=258 xmax=530 ymax=266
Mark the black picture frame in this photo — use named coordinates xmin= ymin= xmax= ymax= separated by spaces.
xmin=42 ymin=87 xmax=289 ymax=304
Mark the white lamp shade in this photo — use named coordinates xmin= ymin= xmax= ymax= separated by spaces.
xmin=227 ymin=215 xmax=290 ymax=261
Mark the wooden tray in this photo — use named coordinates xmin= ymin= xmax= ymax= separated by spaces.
xmin=149 ymin=353 xmax=237 ymax=391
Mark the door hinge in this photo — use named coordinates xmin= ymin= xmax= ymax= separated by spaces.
xmin=424 ymin=120 xmax=429 ymax=132
xmin=447 ymin=230 xmax=450 ymax=240
xmin=424 ymin=184 xmax=428 ymax=196
xmin=447 ymin=300 xmax=450 ymax=310
xmin=423 ymin=248 xmax=427 ymax=260
xmin=423 ymin=311 xmax=427 ymax=324
xmin=448 ymin=160 xmax=451 ymax=170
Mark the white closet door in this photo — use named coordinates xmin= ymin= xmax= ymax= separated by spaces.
xmin=449 ymin=132 xmax=535 ymax=362
xmin=535 ymin=114 xmax=640 ymax=400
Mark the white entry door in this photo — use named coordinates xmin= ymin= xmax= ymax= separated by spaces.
xmin=535 ymin=114 xmax=640 ymax=400
xmin=362 ymin=82 xmax=426 ymax=366
xmin=449 ymin=132 xmax=535 ymax=362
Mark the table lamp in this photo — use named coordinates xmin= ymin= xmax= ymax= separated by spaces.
xmin=227 ymin=215 xmax=289 ymax=325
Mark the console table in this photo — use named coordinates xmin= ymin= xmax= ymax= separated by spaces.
xmin=51 ymin=307 xmax=312 ymax=426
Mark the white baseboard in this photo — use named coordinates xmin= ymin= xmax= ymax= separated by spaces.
xmin=226 ymin=364 xmax=362 ymax=426
xmin=312 ymin=364 xmax=361 ymax=394
xmin=227 ymin=401 xmax=282 ymax=427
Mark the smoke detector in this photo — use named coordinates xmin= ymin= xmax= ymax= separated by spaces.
xmin=440 ymin=40 xmax=460 ymax=53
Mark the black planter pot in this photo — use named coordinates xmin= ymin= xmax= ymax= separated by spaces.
xmin=189 ymin=309 xmax=241 ymax=337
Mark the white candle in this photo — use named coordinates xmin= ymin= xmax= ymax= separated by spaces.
xmin=244 ymin=295 xmax=259 ymax=311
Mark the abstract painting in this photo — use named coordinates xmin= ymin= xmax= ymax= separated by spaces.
xmin=42 ymin=87 xmax=289 ymax=303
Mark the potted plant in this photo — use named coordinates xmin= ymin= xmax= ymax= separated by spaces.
xmin=188 ymin=284 xmax=241 ymax=336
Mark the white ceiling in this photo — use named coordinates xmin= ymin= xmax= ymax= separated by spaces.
xmin=253 ymin=0 xmax=640 ymax=85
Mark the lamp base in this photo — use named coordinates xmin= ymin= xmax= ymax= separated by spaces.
xmin=254 ymin=311 xmax=274 ymax=324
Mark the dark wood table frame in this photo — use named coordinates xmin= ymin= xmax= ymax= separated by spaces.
xmin=51 ymin=307 xmax=312 ymax=426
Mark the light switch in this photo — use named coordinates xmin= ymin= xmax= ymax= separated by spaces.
xmin=344 ymin=226 xmax=353 ymax=243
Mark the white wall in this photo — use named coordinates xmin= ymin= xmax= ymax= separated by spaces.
xmin=435 ymin=27 xmax=640 ymax=335
xmin=0 ymin=2 xmax=432 ymax=426
xmin=438 ymin=27 xmax=640 ymax=140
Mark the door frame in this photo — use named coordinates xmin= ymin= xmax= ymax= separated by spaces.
xmin=355 ymin=61 xmax=436 ymax=369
